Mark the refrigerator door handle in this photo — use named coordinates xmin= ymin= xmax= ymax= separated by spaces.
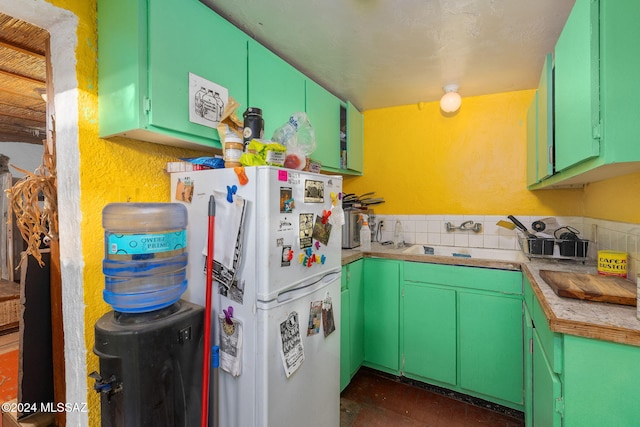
xmin=276 ymin=271 xmax=340 ymax=304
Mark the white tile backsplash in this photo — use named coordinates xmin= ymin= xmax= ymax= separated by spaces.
xmin=373 ymin=214 xmax=640 ymax=280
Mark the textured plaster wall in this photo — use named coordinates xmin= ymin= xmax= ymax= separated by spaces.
xmin=344 ymin=90 xmax=584 ymax=216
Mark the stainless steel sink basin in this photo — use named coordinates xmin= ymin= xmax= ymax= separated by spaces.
xmin=402 ymin=244 xmax=528 ymax=262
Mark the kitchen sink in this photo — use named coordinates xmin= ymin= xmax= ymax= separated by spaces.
xmin=402 ymin=244 xmax=528 ymax=262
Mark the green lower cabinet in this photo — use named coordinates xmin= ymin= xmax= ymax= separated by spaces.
xmin=532 ymin=327 xmax=562 ymax=427
xmin=402 ymin=283 xmax=456 ymax=385
xmin=340 ymin=287 xmax=351 ymax=391
xmin=363 ymin=259 xmax=400 ymax=374
xmin=348 ymin=260 xmax=365 ymax=376
xmin=562 ymin=335 xmax=640 ymax=426
xmin=459 ymin=291 xmax=523 ymax=405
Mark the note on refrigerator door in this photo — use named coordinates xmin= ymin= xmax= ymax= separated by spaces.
xmin=218 ymin=313 xmax=243 ymax=377
xmin=202 ymin=190 xmax=246 ymax=291
xmin=307 ymin=301 xmax=322 ymax=336
xmin=279 ymin=311 xmax=304 ymax=378
xmin=322 ymin=294 xmax=335 ymax=337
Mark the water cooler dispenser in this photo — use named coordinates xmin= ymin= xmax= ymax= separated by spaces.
xmin=93 ymin=300 xmax=204 ymax=426
xmin=92 ymin=203 xmax=206 ymax=425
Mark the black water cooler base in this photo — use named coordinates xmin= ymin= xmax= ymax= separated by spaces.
xmin=94 ymin=300 xmax=204 ymax=427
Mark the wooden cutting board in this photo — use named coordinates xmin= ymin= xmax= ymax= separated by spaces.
xmin=539 ymin=270 xmax=637 ymax=306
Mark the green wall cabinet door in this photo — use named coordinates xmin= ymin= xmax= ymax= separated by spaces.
xmin=306 ymin=80 xmax=341 ymax=170
xmin=554 ymin=0 xmax=599 ymax=172
xmin=98 ymin=0 xmax=248 ymax=149
xmin=347 ymin=259 xmax=365 ymax=376
xmin=340 ymin=287 xmax=351 ymax=392
xmin=363 ymin=259 xmax=400 ymax=373
xmin=526 ymin=92 xmax=538 ymax=186
xmin=403 ymin=283 xmax=456 ymax=385
xmin=247 ymin=40 xmax=306 ymax=140
xmin=346 ymin=102 xmax=364 ymax=174
xmin=459 ymin=292 xmax=523 ymax=405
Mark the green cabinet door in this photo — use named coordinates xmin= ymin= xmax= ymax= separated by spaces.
xmin=459 ymin=292 xmax=524 ymax=406
xmin=340 ymin=287 xmax=351 ymax=391
xmin=403 ymin=283 xmax=456 ymax=385
xmin=533 ymin=328 xmax=562 ymax=427
xmin=247 ymin=40 xmax=306 ymax=140
xmin=536 ymin=53 xmax=553 ymax=182
xmin=148 ymin=0 xmax=247 ymax=144
xmin=526 ymin=92 xmax=538 ymax=186
xmin=348 ymin=259 xmax=365 ymax=376
xmin=346 ymin=102 xmax=364 ymax=174
xmin=306 ymin=79 xmax=341 ymax=170
xmin=98 ymin=0 xmax=248 ymax=148
xmin=363 ymin=259 xmax=400 ymax=373
xmin=553 ymin=0 xmax=600 ymax=171
xmin=562 ymin=335 xmax=640 ymax=426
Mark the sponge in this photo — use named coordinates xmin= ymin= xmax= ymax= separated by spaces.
xmin=496 ymin=220 xmax=517 ymax=230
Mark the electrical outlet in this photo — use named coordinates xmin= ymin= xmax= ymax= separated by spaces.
xmin=379 ymin=219 xmax=385 ymax=230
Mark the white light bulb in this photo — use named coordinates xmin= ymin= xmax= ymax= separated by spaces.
xmin=440 ymin=90 xmax=462 ymax=113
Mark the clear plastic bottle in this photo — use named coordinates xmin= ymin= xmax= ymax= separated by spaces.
xmin=102 ymin=203 xmax=188 ymax=313
xmin=359 ymin=214 xmax=371 ymax=252
xmin=394 ymin=220 xmax=404 ymax=248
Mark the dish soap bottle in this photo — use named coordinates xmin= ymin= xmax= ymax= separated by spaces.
xmin=394 ymin=220 xmax=404 ymax=248
xmin=359 ymin=214 xmax=371 ymax=251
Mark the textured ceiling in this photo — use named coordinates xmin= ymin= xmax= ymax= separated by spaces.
xmin=201 ymin=0 xmax=575 ymax=111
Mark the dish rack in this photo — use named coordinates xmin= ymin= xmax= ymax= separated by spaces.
xmin=517 ymin=232 xmax=590 ymax=262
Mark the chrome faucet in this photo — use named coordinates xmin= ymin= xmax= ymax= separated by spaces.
xmin=446 ymin=221 xmax=482 ymax=233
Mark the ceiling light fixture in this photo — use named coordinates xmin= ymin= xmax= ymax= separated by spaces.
xmin=440 ymin=84 xmax=462 ymax=113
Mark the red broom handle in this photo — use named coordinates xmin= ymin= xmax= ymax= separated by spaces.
xmin=201 ymin=196 xmax=216 ymax=427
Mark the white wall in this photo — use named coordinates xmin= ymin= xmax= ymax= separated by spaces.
xmin=0 ymin=142 xmax=44 ymax=178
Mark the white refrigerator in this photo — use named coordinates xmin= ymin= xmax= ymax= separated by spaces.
xmin=170 ymin=166 xmax=342 ymax=427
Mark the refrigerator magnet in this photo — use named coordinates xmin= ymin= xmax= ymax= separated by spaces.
xmin=312 ymin=215 xmax=332 ymax=246
xmin=304 ymin=180 xmax=324 ymax=203
xmin=174 ymin=178 xmax=194 ymax=203
xmin=299 ymin=213 xmax=314 ymax=248
xmin=306 ymin=301 xmax=322 ymax=336
xmin=280 ymin=187 xmax=294 ymax=213
xmin=281 ymin=245 xmax=293 ymax=266
xmin=322 ymin=294 xmax=336 ymax=337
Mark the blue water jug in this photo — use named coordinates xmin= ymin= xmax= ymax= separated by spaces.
xmin=102 ymin=203 xmax=188 ymax=313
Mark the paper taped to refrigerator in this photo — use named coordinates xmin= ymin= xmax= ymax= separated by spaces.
xmin=218 ymin=313 xmax=243 ymax=377
xmin=202 ymin=190 xmax=246 ymax=289
xmin=279 ymin=311 xmax=304 ymax=378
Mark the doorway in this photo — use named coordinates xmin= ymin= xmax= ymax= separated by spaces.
xmin=0 ymin=11 xmax=61 ymax=426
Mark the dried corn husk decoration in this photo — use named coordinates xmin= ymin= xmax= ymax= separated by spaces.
xmin=6 ymin=138 xmax=58 ymax=267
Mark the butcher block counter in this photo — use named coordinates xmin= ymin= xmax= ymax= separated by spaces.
xmin=342 ymin=243 xmax=640 ymax=347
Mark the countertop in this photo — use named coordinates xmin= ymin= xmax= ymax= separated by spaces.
xmin=342 ymin=243 xmax=640 ymax=347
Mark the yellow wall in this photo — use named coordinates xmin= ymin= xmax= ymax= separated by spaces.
xmin=583 ymin=171 xmax=640 ymax=223
xmin=345 ymin=90 xmax=584 ymax=216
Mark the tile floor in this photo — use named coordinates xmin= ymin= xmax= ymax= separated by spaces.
xmin=340 ymin=368 xmax=524 ymax=427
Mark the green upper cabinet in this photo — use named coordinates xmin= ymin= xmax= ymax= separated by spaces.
xmin=554 ymin=0 xmax=599 ymax=172
xmin=526 ymin=92 xmax=538 ymax=186
xmin=536 ymin=54 xmax=554 ymax=182
xmin=98 ymin=0 xmax=248 ymax=149
xmin=535 ymin=0 xmax=640 ymax=188
xmin=346 ymin=102 xmax=364 ymax=174
xmin=247 ymin=40 xmax=306 ymax=140
xmin=305 ymin=80 xmax=342 ymax=170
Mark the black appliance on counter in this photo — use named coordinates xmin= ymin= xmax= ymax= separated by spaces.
xmin=92 ymin=300 xmax=204 ymax=427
